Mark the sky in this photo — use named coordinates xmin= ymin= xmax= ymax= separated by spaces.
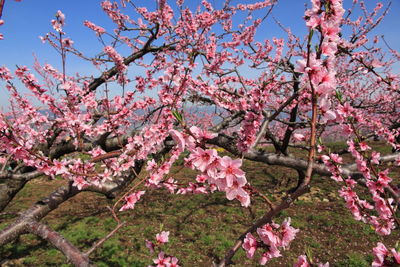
xmin=0 ymin=0 xmax=399 ymax=108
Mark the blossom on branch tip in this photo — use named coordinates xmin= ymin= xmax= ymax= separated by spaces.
xmin=372 ymin=242 xmax=400 ymax=266
xmin=156 ymin=231 xmax=169 ymax=244
xmin=119 ymin=191 xmax=145 ymax=211
xmin=242 ymin=233 xmax=257 ymax=258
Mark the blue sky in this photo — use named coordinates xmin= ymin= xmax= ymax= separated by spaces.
xmin=0 ymin=0 xmax=399 ymax=108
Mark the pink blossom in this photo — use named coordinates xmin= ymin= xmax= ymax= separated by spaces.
xmin=103 ymin=46 xmax=127 ymax=84
xmin=329 ymin=153 xmax=342 ymax=164
xmin=396 ymin=156 xmax=400 ymax=166
xmin=367 ymin=169 xmax=392 ymax=194
xmin=170 ymin=257 xmax=180 ymax=267
xmin=190 ymin=126 xmax=217 ymax=140
xmin=391 ymin=249 xmax=400 ymax=264
xmin=235 ymin=190 xmax=251 ymax=207
xmin=259 ymin=245 xmax=281 ymax=265
xmin=83 ymin=20 xmax=106 ymax=35
xmin=293 ymin=133 xmax=306 ymax=142
xmin=169 ymin=129 xmax=185 ymax=152
xmin=156 ymin=231 xmax=170 ymax=244
xmin=72 ymin=176 xmax=89 ymax=190
xmin=219 ymin=156 xmax=245 ymax=187
xmin=119 ymin=191 xmax=145 ymax=211
xmin=146 ymin=240 xmax=155 ymax=253
xmin=372 ymin=243 xmax=389 ymax=266
xmin=306 ymin=14 xmax=321 ymax=29
xmin=371 ymin=151 xmax=381 ymax=164
xmin=257 ymin=223 xmax=280 ymax=247
xmin=163 ymin=178 xmax=178 ymax=193
xmin=62 ymin=38 xmax=74 ymax=48
xmin=293 ymin=255 xmax=310 ymax=267
xmin=52 ymin=160 xmax=67 ymax=175
xmin=190 ymin=148 xmax=217 ymax=172
xmin=242 ymin=233 xmax=257 ymax=258
xmin=153 ymin=252 xmax=171 ymax=267
xmin=295 ymin=53 xmax=321 ymax=75
xmin=280 ymin=218 xmax=299 ymax=247
xmin=359 ymin=142 xmax=371 ymax=151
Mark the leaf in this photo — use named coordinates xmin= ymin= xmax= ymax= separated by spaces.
xmin=172 ymin=110 xmax=183 ymax=123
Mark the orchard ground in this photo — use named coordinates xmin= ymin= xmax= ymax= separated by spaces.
xmin=1 ymin=141 xmax=399 ymax=267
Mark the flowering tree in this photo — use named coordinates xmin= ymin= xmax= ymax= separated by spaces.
xmin=0 ymin=0 xmax=399 ymax=266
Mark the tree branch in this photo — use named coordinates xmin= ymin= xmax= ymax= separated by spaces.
xmin=27 ymin=220 xmax=92 ymax=267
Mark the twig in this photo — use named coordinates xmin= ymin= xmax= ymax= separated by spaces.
xmin=85 ymin=221 xmax=126 ymax=256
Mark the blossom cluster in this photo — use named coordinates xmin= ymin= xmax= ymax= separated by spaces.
xmin=237 ymin=111 xmax=263 ymax=152
xmin=83 ymin=20 xmax=106 ymax=36
xmin=119 ymin=191 xmax=145 ymax=211
xmin=149 ymin=126 xmax=251 ymax=207
xmin=320 ymin=140 xmax=396 ymax=236
xmin=103 ymin=46 xmax=128 ymax=84
xmin=242 ymin=218 xmax=299 ymax=265
xmin=372 ymin=242 xmax=400 ymax=267
xmin=146 ymin=231 xmax=180 ymax=267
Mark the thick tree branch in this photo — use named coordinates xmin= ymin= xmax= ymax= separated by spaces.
xmin=208 ymin=134 xmax=400 ymax=181
xmin=0 ymin=184 xmax=79 ymax=246
xmin=0 ymin=0 xmax=4 ymax=19
xmin=27 ymin=220 xmax=91 ymax=267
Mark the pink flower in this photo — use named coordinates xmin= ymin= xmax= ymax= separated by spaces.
xmin=395 ymin=156 xmax=400 ymax=166
xmin=293 ymin=133 xmax=306 ymax=142
xmin=219 ymin=156 xmax=245 ymax=187
xmin=367 ymin=169 xmax=392 ymax=194
xmin=170 ymin=257 xmax=180 ymax=267
xmin=191 ymin=148 xmax=217 ymax=172
xmin=83 ymin=20 xmax=106 ymax=35
xmin=321 ymin=21 xmax=340 ymax=41
xmin=153 ymin=252 xmax=171 ymax=267
xmin=169 ymin=129 xmax=185 ymax=152
xmin=72 ymin=176 xmax=89 ymax=190
xmin=337 ymin=103 xmax=354 ymax=117
xmin=372 ymin=242 xmax=389 ymax=266
xmin=225 ymin=180 xmax=248 ymax=200
xmin=293 ymin=255 xmax=310 ymax=267
xmin=119 ymin=191 xmax=145 ymax=211
xmin=391 ymin=248 xmax=400 ymax=264
xmin=242 ymin=233 xmax=257 ymax=258
xmin=53 ymin=160 xmax=67 ymax=175
xmin=190 ymin=126 xmax=217 ymax=140
xmin=359 ymin=142 xmax=371 ymax=151
xmin=329 ymin=153 xmax=343 ymax=164
xmin=145 ymin=240 xmax=155 ymax=253
xmin=62 ymin=38 xmax=74 ymax=47
xmin=371 ymin=151 xmax=381 ymax=164
xmin=259 ymin=245 xmax=281 ymax=265
xmin=196 ymin=174 xmax=208 ymax=183
xmin=257 ymin=224 xmax=280 ymax=247
xmin=306 ymin=14 xmax=321 ymax=28
xmin=280 ymin=218 xmax=299 ymax=247
xmin=103 ymin=46 xmax=127 ymax=84
xmin=295 ymin=53 xmax=322 ymax=76
xmin=156 ymin=231 xmax=170 ymax=244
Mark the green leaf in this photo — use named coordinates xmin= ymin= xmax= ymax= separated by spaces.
xmin=172 ymin=110 xmax=183 ymax=123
